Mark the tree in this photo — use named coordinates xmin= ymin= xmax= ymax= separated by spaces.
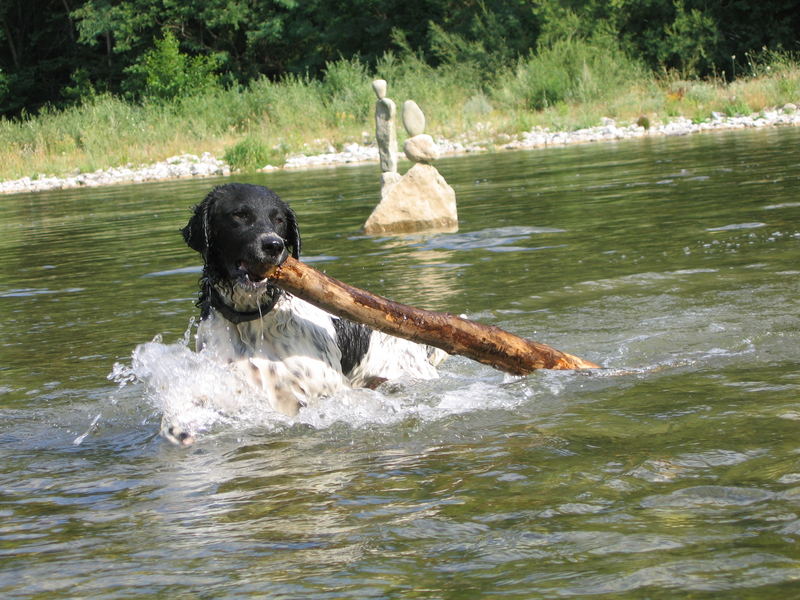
xmin=1 ymin=0 xmax=799 ymax=116
xmin=0 ymin=0 xmax=89 ymax=113
xmin=123 ymin=30 xmax=218 ymax=100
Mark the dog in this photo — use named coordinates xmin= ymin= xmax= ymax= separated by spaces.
xmin=164 ymin=183 xmax=446 ymax=444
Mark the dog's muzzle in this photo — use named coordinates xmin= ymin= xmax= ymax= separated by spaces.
xmin=236 ymin=234 xmax=287 ymax=283
xmin=259 ymin=234 xmax=285 ymax=262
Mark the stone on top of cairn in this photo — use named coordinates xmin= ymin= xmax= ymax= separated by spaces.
xmin=402 ymin=100 xmax=426 ymax=136
xmin=401 ymin=100 xmax=439 ymax=163
xmin=373 ymin=79 xmax=399 ymax=179
xmin=372 ymin=79 xmax=387 ymax=99
xmin=403 ymin=134 xmax=439 ymax=163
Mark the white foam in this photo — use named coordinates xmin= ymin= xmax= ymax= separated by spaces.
xmin=106 ymin=325 xmax=528 ymax=443
xmin=110 ymin=338 xmax=290 ymax=438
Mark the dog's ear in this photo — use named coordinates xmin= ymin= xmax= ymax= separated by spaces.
xmin=285 ymin=206 xmax=302 ymax=259
xmin=181 ymin=203 xmax=207 ymax=254
xmin=182 ymin=191 xmax=214 ymax=254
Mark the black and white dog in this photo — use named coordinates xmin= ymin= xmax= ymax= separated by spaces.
xmin=168 ymin=183 xmax=445 ymax=444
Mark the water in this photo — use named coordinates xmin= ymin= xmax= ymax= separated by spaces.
xmin=2 ymin=127 xmax=800 ymax=598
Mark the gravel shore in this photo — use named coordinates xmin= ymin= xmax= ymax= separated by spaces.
xmin=2 ymin=106 xmax=798 ymax=195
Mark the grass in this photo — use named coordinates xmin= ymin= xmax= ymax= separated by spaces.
xmin=1 ymin=43 xmax=799 ymax=182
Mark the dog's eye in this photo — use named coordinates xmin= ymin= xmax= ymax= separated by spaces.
xmin=231 ymin=209 xmax=250 ymax=222
xmin=269 ymin=209 xmax=285 ymax=227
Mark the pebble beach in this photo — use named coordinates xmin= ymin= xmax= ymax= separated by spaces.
xmin=2 ymin=106 xmax=798 ymax=195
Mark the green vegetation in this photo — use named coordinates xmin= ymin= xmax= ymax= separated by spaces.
xmin=2 ymin=44 xmax=800 ymax=182
xmin=1 ymin=1 xmax=799 ymax=181
xmin=124 ymin=31 xmax=219 ymax=102
xmin=224 ymin=137 xmax=275 ymax=173
xmin=500 ymin=34 xmax=648 ymax=111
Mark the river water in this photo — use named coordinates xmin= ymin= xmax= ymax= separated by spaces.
xmin=1 ymin=127 xmax=799 ymax=598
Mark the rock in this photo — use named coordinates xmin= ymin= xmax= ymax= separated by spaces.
xmin=402 ymin=100 xmax=426 ymax=136
xmin=375 ymin=97 xmax=398 ymax=173
xmin=283 ymin=144 xmax=378 ymax=168
xmin=0 ymin=153 xmax=229 ymax=195
xmin=372 ymin=79 xmax=387 ymax=100
xmin=364 ymin=163 xmax=458 ymax=235
xmin=381 ymin=171 xmax=402 ymax=187
xmin=403 ymin=134 xmax=439 ymax=163
xmin=783 ymin=103 xmax=797 ymax=113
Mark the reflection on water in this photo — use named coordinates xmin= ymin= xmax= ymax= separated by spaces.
xmin=2 ymin=126 xmax=800 ymax=598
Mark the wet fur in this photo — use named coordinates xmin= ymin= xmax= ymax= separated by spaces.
xmin=169 ymin=183 xmax=445 ymax=444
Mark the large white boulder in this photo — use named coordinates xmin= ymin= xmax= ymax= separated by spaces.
xmin=364 ymin=163 xmax=458 ymax=234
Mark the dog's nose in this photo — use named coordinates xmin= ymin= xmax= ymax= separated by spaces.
xmin=260 ymin=234 xmax=285 ymax=258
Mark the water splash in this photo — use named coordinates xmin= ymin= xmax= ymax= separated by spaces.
xmin=72 ymin=413 xmax=102 ymax=446
xmin=110 ymin=336 xmax=287 ymax=440
xmin=99 ymin=306 xmax=761 ymax=446
xmin=100 ymin=316 xmax=532 ymax=444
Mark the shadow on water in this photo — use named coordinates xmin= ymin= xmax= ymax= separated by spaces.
xmin=1 ymin=126 xmax=800 ymax=598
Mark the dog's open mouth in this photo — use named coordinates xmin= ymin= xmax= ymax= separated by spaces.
xmin=236 ymin=261 xmax=276 ymax=286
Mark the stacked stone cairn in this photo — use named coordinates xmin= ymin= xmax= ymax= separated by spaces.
xmin=363 ymin=80 xmax=458 ymax=235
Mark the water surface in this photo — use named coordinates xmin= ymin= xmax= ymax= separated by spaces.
xmin=1 ymin=127 xmax=799 ymax=598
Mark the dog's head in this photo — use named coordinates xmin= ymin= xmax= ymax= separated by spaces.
xmin=183 ymin=183 xmax=301 ymax=288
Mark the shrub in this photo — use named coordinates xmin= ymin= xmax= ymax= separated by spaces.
xmin=249 ymin=73 xmax=327 ymax=133
xmin=660 ymin=2 xmax=721 ymax=77
xmin=321 ymin=58 xmax=373 ymax=124
xmin=722 ymin=97 xmax=751 ymax=117
xmin=499 ymin=34 xmax=648 ymax=111
xmin=124 ymin=31 xmax=219 ymax=101
xmin=224 ymin=136 xmax=275 ymax=171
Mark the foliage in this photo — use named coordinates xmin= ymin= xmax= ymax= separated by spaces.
xmin=660 ymin=1 xmax=721 ymax=76
xmin=500 ymin=34 xmax=647 ymax=111
xmin=223 ymin=136 xmax=275 ymax=172
xmin=320 ymin=58 xmax=374 ymax=124
xmin=3 ymin=0 xmax=800 ymax=117
xmin=0 ymin=68 xmax=8 ymax=105
xmin=2 ymin=0 xmax=800 ymax=180
xmin=2 ymin=48 xmax=798 ymax=182
xmin=123 ymin=31 xmax=219 ymax=101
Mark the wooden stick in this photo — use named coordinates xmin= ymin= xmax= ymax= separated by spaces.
xmin=264 ymin=257 xmax=600 ymax=375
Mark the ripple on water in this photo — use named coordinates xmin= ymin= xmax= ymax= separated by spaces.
xmin=416 ymin=225 xmax=567 ymax=252
xmin=706 ymin=222 xmax=767 ymax=232
xmin=640 ymin=485 xmax=774 ymax=510
xmin=0 ymin=287 xmax=85 ymax=298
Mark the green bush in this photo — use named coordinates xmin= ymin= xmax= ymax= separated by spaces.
xmin=722 ymin=97 xmax=751 ymax=117
xmin=124 ymin=31 xmax=219 ymax=101
xmin=321 ymin=58 xmax=373 ymax=124
xmin=499 ymin=34 xmax=648 ymax=111
xmin=223 ymin=136 xmax=275 ymax=171
xmin=657 ymin=2 xmax=721 ymax=77
xmin=249 ymin=73 xmax=327 ymax=133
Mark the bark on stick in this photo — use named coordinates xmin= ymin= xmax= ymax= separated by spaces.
xmin=264 ymin=257 xmax=600 ymax=375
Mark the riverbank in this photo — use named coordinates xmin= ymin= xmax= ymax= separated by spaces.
xmin=2 ymin=105 xmax=798 ymax=196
